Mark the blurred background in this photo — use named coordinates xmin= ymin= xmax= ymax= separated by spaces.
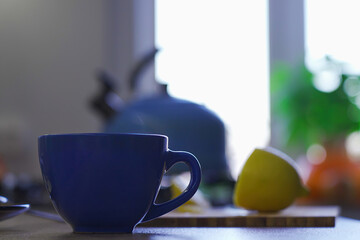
xmin=1 ymin=0 xmax=360 ymax=218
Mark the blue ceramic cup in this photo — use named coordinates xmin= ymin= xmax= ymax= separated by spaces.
xmin=38 ymin=133 xmax=201 ymax=233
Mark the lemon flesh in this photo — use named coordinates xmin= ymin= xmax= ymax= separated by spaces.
xmin=233 ymin=147 xmax=308 ymax=212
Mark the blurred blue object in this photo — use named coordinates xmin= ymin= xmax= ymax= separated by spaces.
xmin=90 ymin=48 xmax=230 ymax=182
xmin=105 ymin=90 xmax=228 ymax=178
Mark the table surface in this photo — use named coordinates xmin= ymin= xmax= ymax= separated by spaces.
xmin=1 ymin=214 xmax=360 ymax=240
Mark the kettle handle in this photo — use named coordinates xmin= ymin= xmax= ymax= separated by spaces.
xmin=141 ymin=150 xmax=201 ymax=222
xmin=129 ymin=48 xmax=159 ymax=91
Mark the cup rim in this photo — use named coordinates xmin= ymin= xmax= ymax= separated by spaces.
xmin=38 ymin=133 xmax=168 ymax=140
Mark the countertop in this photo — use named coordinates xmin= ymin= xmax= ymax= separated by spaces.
xmin=1 ymin=214 xmax=360 ymax=239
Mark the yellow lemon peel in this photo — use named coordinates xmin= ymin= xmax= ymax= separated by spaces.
xmin=233 ymin=147 xmax=309 ymax=212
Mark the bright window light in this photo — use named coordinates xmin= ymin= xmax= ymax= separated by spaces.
xmin=155 ymin=0 xmax=270 ymax=178
xmin=305 ymin=0 xmax=360 ymax=74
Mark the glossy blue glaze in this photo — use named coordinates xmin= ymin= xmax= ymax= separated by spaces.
xmin=38 ymin=133 xmax=201 ymax=233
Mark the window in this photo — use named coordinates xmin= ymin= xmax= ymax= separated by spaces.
xmin=305 ymin=0 xmax=360 ymax=75
xmin=155 ymin=0 xmax=269 ymax=177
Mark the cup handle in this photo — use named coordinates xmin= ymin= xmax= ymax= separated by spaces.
xmin=141 ymin=150 xmax=201 ymax=222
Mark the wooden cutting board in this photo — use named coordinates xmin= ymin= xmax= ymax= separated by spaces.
xmin=139 ymin=206 xmax=340 ymax=228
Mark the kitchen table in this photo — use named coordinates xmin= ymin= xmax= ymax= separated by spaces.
xmin=0 ymin=214 xmax=360 ymax=240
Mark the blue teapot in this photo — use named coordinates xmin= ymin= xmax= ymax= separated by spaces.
xmin=90 ymin=49 xmax=230 ymax=183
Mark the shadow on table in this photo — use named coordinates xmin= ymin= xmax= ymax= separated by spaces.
xmin=51 ymin=232 xmax=194 ymax=240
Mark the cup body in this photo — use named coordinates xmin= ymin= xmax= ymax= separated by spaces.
xmin=39 ymin=133 xmax=174 ymax=233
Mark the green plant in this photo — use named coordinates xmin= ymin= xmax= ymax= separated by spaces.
xmin=271 ymin=61 xmax=360 ymax=155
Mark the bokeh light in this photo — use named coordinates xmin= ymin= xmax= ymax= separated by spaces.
xmin=312 ymin=69 xmax=341 ymax=93
xmin=306 ymin=144 xmax=327 ymax=165
xmin=345 ymin=131 xmax=360 ymax=162
xmin=344 ymin=76 xmax=360 ymax=97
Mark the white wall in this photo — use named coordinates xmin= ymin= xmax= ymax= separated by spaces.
xmin=0 ymin=0 xmax=105 ymax=178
